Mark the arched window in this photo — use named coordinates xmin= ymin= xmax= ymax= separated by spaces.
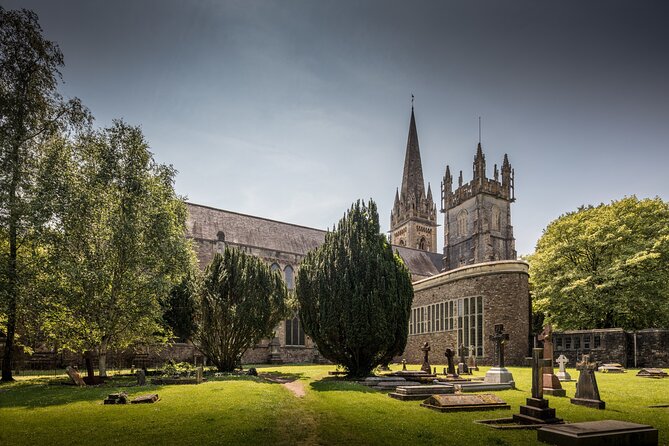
xmin=399 ymin=239 xmax=406 ymax=246
xmin=270 ymin=263 xmax=280 ymax=273
xmin=457 ymin=210 xmax=468 ymax=237
xmin=217 ymin=231 xmax=225 ymax=242
xmin=284 ymin=265 xmax=294 ymax=290
xmin=491 ymin=206 xmax=501 ymax=232
xmin=418 ymin=237 xmax=426 ymax=250
xmin=285 ymin=315 xmax=305 ymax=346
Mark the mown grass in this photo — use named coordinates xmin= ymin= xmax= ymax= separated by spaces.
xmin=0 ymin=364 xmax=667 ymax=445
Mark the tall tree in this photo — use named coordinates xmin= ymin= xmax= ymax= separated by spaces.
xmin=197 ymin=248 xmax=289 ymax=372
xmin=530 ymin=196 xmax=669 ymax=330
xmin=162 ymin=271 xmax=199 ymax=343
xmin=296 ymin=199 xmax=414 ymax=378
xmin=0 ymin=7 xmax=88 ymax=382
xmin=46 ymin=121 xmax=193 ymax=376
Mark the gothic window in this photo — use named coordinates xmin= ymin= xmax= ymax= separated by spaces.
xmin=285 ymin=316 xmax=305 ymax=346
xmin=491 ymin=205 xmax=501 ymax=231
xmin=399 ymin=239 xmax=406 ymax=246
xmin=418 ymin=237 xmax=426 ymax=250
xmin=456 ymin=296 xmax=484 ymax=356
xmin=284 ymin=265 xmax=294 ymax=290
xmin=217 ymin=231 xmax=225 ymax=242
xmin=271 ymin=263 xmax=280 ymax=273
xmin=457 ymin=210 xmax=468 ymax=237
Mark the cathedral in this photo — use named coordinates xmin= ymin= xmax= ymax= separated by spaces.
xmin=186 ymin=107 xmax=530 ymax=366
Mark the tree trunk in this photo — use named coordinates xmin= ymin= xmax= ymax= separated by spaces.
xmin=84 ymin=351 xmax=95 ymax=379
xmin=98 ymin=337 xmax=109 ymax=377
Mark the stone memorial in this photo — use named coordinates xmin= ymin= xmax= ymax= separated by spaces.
xmin=598 ymin=363 xmax=625 ymax=373
xmin=422 ymin=393 xmax=510 ymax=413
xmin=131 ymin=394 xmax=160 ymax=404
xmin=196 ymin=366 xmax=204 ymax=384
xmin=458 ymin=344 xmax=470 ymax=375
xmin=401 ymin=359 xmax=407 ymax=371
xmin=420 ymin=342 xmax=432 ymax=374
xmin=484 ymin=324 xmax=515 ymax=385
xmin=537 ymin=420 xmax=658 ymax=446
xmin=388 ymin=384 xmax=454 ymax=401
xmin=444 ymin=348 xmax=458 ymax=377
xmin=512 ymin=348 xmax=562 ymax=425
xmin=636 ymin=368 xmax=667 ymax=379
xmin=66 ymin=366 xmax=86 ymax=387
xmin=103 ymin=392 xmax=128 ymax=405
xmin=538 ymin=325 xmax=565 ymax=396
xmin=555 ymin=354 xmax=573 ymax=382
xmin=136 ymin=369 xmax=146 ymax=386
xmin=268 ymin=337 xmax=283 ymax=364
xmin=571 ymin=354 xmax=605 ymax=409
xmin=467 ymin=345 xmax=479 ymax=372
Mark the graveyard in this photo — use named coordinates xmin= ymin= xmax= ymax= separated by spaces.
xmin=0 ymin=363 xmax=667 ymax=446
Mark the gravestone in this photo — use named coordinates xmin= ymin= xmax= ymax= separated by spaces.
xmin=555 ymin=354 xmax=573 ymax=381
xmin=420 ymin=342 xmax=432 ymax=373
xmin=131 ymin=394 xmax=159 ymax=404
xmin=484 ymin=324 xmax=515 ymax=385
xmin=637 ymin=368 xmax=667 ymax=379
xmin=103 ymin=392 xmax=128 ymax=405
xmin=66 ymin=366 xmax=86 ymax=387
xmin=537 ymin=420 xmax=658 ymax=446
xmin=422 ymin=393 xmax=510 ymax=413
xmin=512 ymin=348 xmax=562 ymax=425
xmin=388 ymin=384 xmax=454 ymax=401
xmin=401 ymin=359 xmax=407 ymax=371
xmin=444 ymin=348 xmax=458 ymax=377
xmin=538 ymin=325 xmax=565 ymax=396
xmin=196 ymin=366 xmax=204 ymax=383
xmin=458 ymin=344 xmax=470 ymax=374
xmin=571 ymin=354 xmax=605 ymax=409
xmin=136 ymin=369 xmax=146 ymax=386
xmin=467 ymin=345 xmax=479 ymax=372
xmin=598 ymin=363 xmax=625 ymax=373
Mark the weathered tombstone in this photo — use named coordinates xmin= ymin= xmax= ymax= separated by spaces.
xmin=555 ymin=354 xmax=572 ymax=381
xmin=401 ymin=359 xmax=407 ymax=371
xmin=268 ymin=337 xmax=282 ymax=364
xmin=512 ymin=348 xmax=562 ymax=425
xmin=66 ymin=366 xmax=86 ymax=387
xmin=103 ymin=392 xmax=128 ymax=405
xmin=136 ymin=369 xmax=146 ymax=386
xmin=131 ymin=393 xmax=159 ymax=404
xmin=538 ymin=325 xmax=565 ymax=396
xmin=467 ymin=345 xmax=479 ymax=372
xmin=458 ymin=344 xmax=470 ymax=374
xmin=598 ymin=363 xmax=626 ymax=373
xmin=444 ymin=348 xmax=457 ymax=377
xmin=538 ymin=420 xmax=658 ymax=446
xmin=571 ymin=354 xmax=605 ymax=409
xmin=484 ymin=324 xmax=514 ymax=385
xmin=637 ymin=368 xmax=668 ymax=379
xmin=420 ymin=342 xmax=431 ymax=374
xmin=196 ymin=366 xmax=204 ymax=383
xmin=422 ymin=393 xmax=510 ymax=413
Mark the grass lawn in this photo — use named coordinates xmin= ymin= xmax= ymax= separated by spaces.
xmin=0 ymin=364 xmax=667 ymax=445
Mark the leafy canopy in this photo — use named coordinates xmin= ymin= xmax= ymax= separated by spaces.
xmin=530 ymin=196 xmax=669 ymax=330
xmin=197 ymin=248 xmax=289 ymax=372
xmin=296 ymin=199 xmax=414 ymax=378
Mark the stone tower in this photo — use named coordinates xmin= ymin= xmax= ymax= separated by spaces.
xmin=390 ymin=108 xmax=438 ymax=252
xmin=441 ymin=143 xmax=516 ymax=270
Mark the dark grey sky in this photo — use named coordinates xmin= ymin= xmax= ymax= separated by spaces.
xmin=7 ymin=0 xmax=669 ymax=254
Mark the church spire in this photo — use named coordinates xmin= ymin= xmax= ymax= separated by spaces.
xmin=400 ymin=108 xmax=426 ymax=201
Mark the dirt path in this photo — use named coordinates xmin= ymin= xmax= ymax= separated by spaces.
xmin=282 ymin=379 xmax=306 ymax=397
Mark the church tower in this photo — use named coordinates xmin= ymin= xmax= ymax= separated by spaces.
xmin=441 ymin=143 xmax=516 ymax=270
xmin=390 ymin=108 xmax=438 ymax=252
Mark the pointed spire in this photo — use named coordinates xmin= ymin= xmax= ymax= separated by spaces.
xmin=427 ymin=182 xmax=433 ymax=201
xmin=473 ymin=142 xmax=486 ymax=182
xmin=458 ymin=170 xmax=463 ymax=187
xmin=400 ymin=107 xmax=426 ymax=201
xmin=394 ymin=188 xmax=400 ymax=206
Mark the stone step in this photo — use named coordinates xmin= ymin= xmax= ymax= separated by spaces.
xmin=395 ymin=385 xmax=454 ymax=395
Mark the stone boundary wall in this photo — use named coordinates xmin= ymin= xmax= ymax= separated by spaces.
xmin=403 ymin=260 xmax=530 ymax=366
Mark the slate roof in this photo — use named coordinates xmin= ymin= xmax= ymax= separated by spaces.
xmin=186 ymin=202 xmax=326 ymax=256
xmin=391 ymin=245 xmax=443 ymax=279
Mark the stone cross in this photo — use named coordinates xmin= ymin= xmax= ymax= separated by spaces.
xmin=574 ymin=354 xmax=601 ymax=400
xmin=420 ymin=342 xmax=431 ymax=373
xmin=556 ymin=354 xmax=569 ymax=373
xmin=444 ymin=348 xmax=456 ymax=375
xmin=489 ymin=324 xmax=510 ymax=368
xmin=458 ymin=344 xmax=469 ymax=374
xmin=531 ymin=348 xmax=552 ymax=399
xmin=538 ymin=324 xmax=555 ymax=375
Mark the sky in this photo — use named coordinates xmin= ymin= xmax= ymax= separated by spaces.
xmin=6 ymin=0 xmax=669 ymax=255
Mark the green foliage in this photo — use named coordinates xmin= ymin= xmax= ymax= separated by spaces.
xmin=162 ymin=271 xmax=200 ymax=342
xmin=161 ymin=360 xmax=196 ymax=377
xmin=197 ymin=248 xmax=289 ymax=372
xmin=295 ymin=199 xmax=414 ymax=377
xmin=42 ymin=121 xmax=194 ymax=375
xmin=530 ymin=196 xmax=669 ymax=330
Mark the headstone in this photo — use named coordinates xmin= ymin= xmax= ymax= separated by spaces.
xmin=66 ymin=366 xmax=86 ymax=387
xmin=555 ymin=354 xmax=572 ymax=381
xmin=512 ymin=348 xmax=562 ymax=425
xmin=458 ymin=344 xmax=469 ymax=374
xmin=444 ymin=348 xmax=457 ymax=376
xmin=131 ymin=394 xmax=159 ymax=404
xmin=420 ymin=342 xmax=431 ymax=374
xmin=196 ymin=366 xmax=204 ymax=383
xmin=268 ymin=337 xmax=282 ymax=364
xmin=136 ymin=369 xmax=146 ymax=386
xmin=571 ymin=354 xmax=605 ymax=409
xmin=598 ymin=363 xmax=626 ymax=373
xmin=484 ymin=324 xmax=515 ymax=385
xmin=103 ymin=392 xmax=128 ymax=405
xmin=422 ymin=393 xmax=510 ymax=413
xmin=537 ymin=420 xmax=658 ymax=446
xmin=538 ymin=325 xmax=565 ymax=396
xmin=401 ymin=359 xmax=407 ymax=371
xmin=467 ymin=345 xmax=479 ymax=371
xmin=637 ymin=368 xmax=667 ymax=379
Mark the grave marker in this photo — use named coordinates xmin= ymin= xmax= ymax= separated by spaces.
xmin=555 ymin=354 xmax=572 ymax=381
xmin=512 ymin=348 xmax=562 ymax=425
xmin=420 ymin=342 xmax=431 ymax=374
xmin=538 ymin=325 xmax=566 ymax=396
xmin=66 ymin=366 xmax=86 ymax=387
xmin=484 ymin=324 xmax=514 ymax=385
xmin=571 ymin=354 xmax=605 ymax=409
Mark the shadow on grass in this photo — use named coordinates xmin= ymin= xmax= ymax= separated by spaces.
xmin=309 ymin=376 xmax=378 ymax=393
xmin=0 ymin=376 xmax=168 ymax=409
xmin=258 ymin=372 xmax=305 ymax=384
